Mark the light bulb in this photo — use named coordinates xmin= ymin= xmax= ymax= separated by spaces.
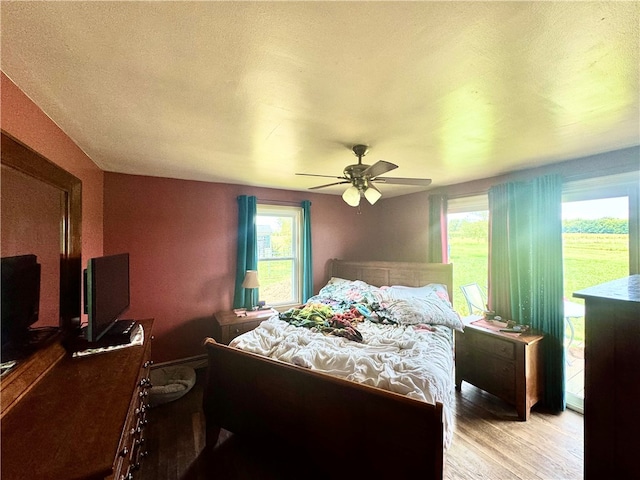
xmin=342 ymin=185 xmax=361 ymax=207
xmin=364 ymin=185 xmax=382 ymax=205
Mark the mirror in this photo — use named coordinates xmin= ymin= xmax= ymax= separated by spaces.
xmin=1 ymin=131 xmax=82 ymax=333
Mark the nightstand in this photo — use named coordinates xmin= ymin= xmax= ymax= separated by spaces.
xmin=455 ymin=315 xmax=545 ymax=420
xmin=213 ymin=309 xmax=277 ymax=344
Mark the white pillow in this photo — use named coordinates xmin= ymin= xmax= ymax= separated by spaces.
xmin=382 ymin=283 xmax=451 ymax=304
xmin=381 ymin=296 xmax=464 ymax=332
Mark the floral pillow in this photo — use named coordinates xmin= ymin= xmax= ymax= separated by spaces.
xmin=308 ymin=279 xmax=381 ymax=305
xmin=378 ymin=291 xmax=464 ymax=331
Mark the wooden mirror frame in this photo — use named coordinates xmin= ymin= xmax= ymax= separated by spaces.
xmin=1 ymin=131 xmax=82 ymax=332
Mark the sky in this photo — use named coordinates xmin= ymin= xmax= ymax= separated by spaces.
xmin=562 ymin=196 xmax=628 ymax=220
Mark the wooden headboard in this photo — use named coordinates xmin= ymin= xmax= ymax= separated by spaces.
xmin=329 ymin=259 xmax=454 ymax=301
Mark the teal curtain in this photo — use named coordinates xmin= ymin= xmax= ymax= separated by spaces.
xmin=428 ymin=194 xmax=448 ymax=263
xmin=489 ymin=175 xmax=565 ymax=411
xmin=488 ymin=184 xmax=512 ymax=313
xmin=233 ymin=195 xmax=258 ymax=309
xmin=301 ymin=200 xmax=313 ymax=302
xmin=530 ymin=175 xmax=565 ymax=411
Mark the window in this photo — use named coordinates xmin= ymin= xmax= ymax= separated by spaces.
xmin=447 ymin=195 xmax=489 ymax=315
xmin=256 ymin=204 xmax=303 ymax=307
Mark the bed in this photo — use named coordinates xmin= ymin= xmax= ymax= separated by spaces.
xmin=203 ymin=260 xmax=459 ymax=479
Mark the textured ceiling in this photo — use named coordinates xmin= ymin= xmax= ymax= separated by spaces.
xmin=1 ymin=1 xmax=638 ymax=198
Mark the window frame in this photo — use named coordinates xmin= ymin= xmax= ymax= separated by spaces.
xmin=256 ymin=204 xmax=303 ymax=307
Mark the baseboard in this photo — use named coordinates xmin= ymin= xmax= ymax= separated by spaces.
xmin=150 ymin=354 xmax=208 ymax=370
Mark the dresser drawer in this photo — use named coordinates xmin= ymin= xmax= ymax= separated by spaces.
xmin=222 ymin=320 xmax=261 ymax=343
xmin=481 ymin=355 xmax=516 ymax=399
xmin=474 ymin=333 xmax=515 ymax=360
xmin=114 ymin=337 xmax=153 ymax=479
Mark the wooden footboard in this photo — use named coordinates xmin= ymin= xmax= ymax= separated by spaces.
xmin=203 ymin=338 xmax=444 ymax=479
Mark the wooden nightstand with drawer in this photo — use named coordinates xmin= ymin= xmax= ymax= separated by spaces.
xmin=213 ymin=309 xmax=278 ymax=344
xmin=455 ymin=315 xmax=545 ymax=420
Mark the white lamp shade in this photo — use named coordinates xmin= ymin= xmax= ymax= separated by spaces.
xmin=342 ymin=185 xmax=361 ymax=207
xmin=241 ymin=270 xmax=260 ymax=288
xmin=364 ymin=185 xmax=382 ymax=205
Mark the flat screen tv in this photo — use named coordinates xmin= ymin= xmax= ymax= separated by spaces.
xmin=84 ymin=253 xmax=130 ymax=342
xmin=1 ymin=254 xmax=41 ymax=347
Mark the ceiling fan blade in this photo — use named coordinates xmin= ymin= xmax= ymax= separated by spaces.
xmin=296 ymin=173 xmax=346 ymax=180
xmin=373 ymin=177 xmax=433 ymax=186
xmin=362 ymin=160 xmax=398 ymax=178
xmin=308 ymin=181 xmax=350 ymax=190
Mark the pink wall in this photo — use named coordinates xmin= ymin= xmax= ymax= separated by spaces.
xmin=375 ymin=191 xmax=431 ymax=263
xmin=103 ymin=173 xmax=382 ymax=362
xmin=1 ymin=72 xmax=450 ymax=362
xmin=1 ymin=72 xmax=104 ymax=268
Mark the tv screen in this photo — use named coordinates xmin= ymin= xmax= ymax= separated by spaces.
xmin=1 ymin=254 xmax=41 ymax=346
xmin=85 ymin=253 xmax=130 ymax=342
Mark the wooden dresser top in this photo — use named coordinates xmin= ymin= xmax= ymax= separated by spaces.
xmin=1 ymin=319 xmax=153 ymax=480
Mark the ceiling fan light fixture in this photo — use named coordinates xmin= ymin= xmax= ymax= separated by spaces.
xmin=364 ymin=185 xmax=382 ymax=205
xmin=297 ymin=144 xmax=432 ymax=209
xmin=342 ymin=185 xmax=361 ymax=207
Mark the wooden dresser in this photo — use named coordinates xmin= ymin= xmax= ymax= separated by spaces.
xmin=455 ymin=315 xmax=544 ymax=420
xmin=574 ymin=276 xmax=640 ymax=480
xmin=1 ymin=318 xmax=154 ymax=480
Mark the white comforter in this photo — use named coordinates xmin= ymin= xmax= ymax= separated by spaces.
xmin=230 ymin=315 xmax=456 ymax=448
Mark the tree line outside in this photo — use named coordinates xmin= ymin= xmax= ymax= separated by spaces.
xmin=563 ymin=218 xmax=628 ymax=234
xmin=450 ymin=216 xmax=629 ymax=238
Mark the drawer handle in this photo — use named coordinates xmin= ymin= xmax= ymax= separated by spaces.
xmin=144 ymin=360 xmax=154 ymax=368
xmin=119 ymin=446 xmax=129 ymax=457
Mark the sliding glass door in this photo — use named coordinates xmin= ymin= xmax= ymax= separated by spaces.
xmin=562 ymin=194 xmax=630 ymax=412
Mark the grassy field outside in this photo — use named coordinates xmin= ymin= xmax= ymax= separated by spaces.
xmin=448 ymin=239 xmax=489 ymax=315
xmin=562 ymin=233 xmax=628 ymax=342
xmin=258 ymin=259 xmax=294 ymax=305
xmin=562 ymin=233 xmax=629 ymax=299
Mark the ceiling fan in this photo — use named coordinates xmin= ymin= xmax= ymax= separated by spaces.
xmin=296 ymin=145 xmax=432 ymax=207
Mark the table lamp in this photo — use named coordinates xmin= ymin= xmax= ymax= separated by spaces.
xmin=241 ymin=270 xmax=260 ymax=310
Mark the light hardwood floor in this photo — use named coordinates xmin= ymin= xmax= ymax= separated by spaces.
xmin=138 ymin=368 xmax=583 ymax=480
